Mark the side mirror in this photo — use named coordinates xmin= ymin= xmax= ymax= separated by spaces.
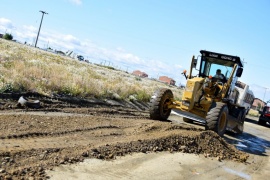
xmin=192 ymin=59 xmax=197 ymax=68
xmin=236 ymin=67 xmax=243 ymax=77
xmin=181 ymin=70 xmax=188 ymax=80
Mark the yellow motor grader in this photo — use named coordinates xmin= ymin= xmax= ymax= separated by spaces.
xmin=149 ymin=50 xmax=246 ymax=136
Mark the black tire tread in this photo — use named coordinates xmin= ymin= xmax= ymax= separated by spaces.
xmin=149 ymin=88 xmax=173 ymax=120
xmin=235 ymin=109 xmax=245 ymax=134
xmin=205 ymin=102 xmax=228 ymax=136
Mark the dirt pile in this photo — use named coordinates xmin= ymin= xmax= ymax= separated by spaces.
xmin=0 ymin=131 xmax=248 ymax=179
xmin=92 ymin=131 xmax=248 ymax=162
xmin=0 ymin=94 xmax=248 ymax=179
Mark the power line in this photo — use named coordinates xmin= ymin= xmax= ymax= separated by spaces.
xmin=35 ymin=10 xmax=48 ymax=48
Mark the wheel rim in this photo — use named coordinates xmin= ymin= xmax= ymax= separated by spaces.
xmin=219 ymin=112 xmax=227 ymax=131
xmin=162 ymin=99 xmax=170 ymax=115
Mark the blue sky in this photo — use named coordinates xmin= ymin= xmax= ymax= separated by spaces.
xmin=1 ymin=0 xmax=270 ymax=101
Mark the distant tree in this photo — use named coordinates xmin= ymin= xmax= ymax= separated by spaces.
xmin=3 ymin=33 xmax=13 ymax=40
xmin=257 ymin=103 xmax=261 ymax=111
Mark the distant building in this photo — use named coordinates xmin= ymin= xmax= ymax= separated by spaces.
xmin=0 ymin=34 xmax=3 ymax=38
xmin=132 ymin=70 xmax=148 ymax=78
xmin=252 ymin=98 xmax=266 ymax=110
xmin=159 ymin=76 xmax=176 ymax=86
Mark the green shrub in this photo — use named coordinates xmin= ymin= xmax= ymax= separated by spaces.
xmin=104 ymin=66 xmax=115 ymax=70
xmin=135 ymin=77 xmax=141 ymax=81
xmin=3 ymin=33 xmax=13 ymax=40
xmin=136 ymin=90 xmax=151 ymax=102
xmin=0 ymin=83 xmax=15 ymax=93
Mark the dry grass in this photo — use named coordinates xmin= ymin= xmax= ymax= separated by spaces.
xmin=0 ymin=39 xmax=183 ymax=102
xmin=248 ymin=109 xmax=260 ymax=117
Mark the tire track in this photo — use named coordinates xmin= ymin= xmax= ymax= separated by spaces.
xmin=0 ymin=125 xmax=120 ymax=140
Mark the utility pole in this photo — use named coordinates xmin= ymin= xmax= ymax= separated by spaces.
xmin=263 ymin=87 xmax=269 ymax=106
xmin=35 ymin=10 xmax=48 ymax=48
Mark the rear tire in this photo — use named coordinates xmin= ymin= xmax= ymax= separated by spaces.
xmin=205 ymin=102 xmax=228 ymax=136
xmin=183 ymin=117 xmax=193 ymax=123
xmin=235 ymin=109 xmax=245 ymax=134
xmin=149 ymin=88 xmax=173 ymax=121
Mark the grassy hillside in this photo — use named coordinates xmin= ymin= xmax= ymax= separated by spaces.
xmin=0 ymin=39 xmax=183 ymax=102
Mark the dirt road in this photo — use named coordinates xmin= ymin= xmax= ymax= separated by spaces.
xmin=0 ymin=96 xmax=269 ymax=179
xmin=47 ymin=114 xmax=270 ymax=180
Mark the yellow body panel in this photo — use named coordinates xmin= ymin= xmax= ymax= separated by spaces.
xmin=181 ymin=77 xmax=204 ymax=110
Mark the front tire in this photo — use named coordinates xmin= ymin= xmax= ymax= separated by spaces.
xmin=149 ymin=88 xmax=173 ymax=121
xmin=205 ymin=102 xmax=228 ymax=136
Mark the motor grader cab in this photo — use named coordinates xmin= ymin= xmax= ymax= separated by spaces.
xmin=149 ymin=50 xmax=245 ymax=136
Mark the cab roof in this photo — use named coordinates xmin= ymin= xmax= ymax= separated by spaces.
xmin=200 ymin=50 xmax=243 ymax=67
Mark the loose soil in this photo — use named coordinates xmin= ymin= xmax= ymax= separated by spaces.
xmin=0 ymin=94 xmax=248 ymax=179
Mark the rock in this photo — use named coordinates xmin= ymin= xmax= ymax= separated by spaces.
xmin=82 ymin=151 xmax=89 ymax=157
xmin=112 ymin=93 xmax=121 ymax=100
xmin=4 ymin=175 xmax=12 ymax=180
xmin=180 ymin=146 xmax=186 ymax=150
xmin=108 ymin=154 xmax=114 ymax=159
xmin=60 ymin=160 xmax=65 ymax=164
xmin=128 ymin=95 xmax=137 ymax=101
xmin=64 ymin=156 xmax=69 ymax=161
xmin=92 ymin=148 xmax=98 ymax=152
xmin=39 ymin=153 xmax=46 ymax=160
xmin=0 ymin=169 xmax=5 ymax=173
xmin=4 ymin=157 xmax=10 ymax=161
xmin=97 ymin=154 xmax=104 ymax=159
xmin=38 ymin=167 xmax=44 ymax=172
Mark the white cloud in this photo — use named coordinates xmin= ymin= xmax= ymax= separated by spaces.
xmin=0 ymin=18 xmax=185 ymax=85
xmin=0 ymin=17 xmax=16 ymax=32
xmin=116 ymin=47 xmax=125 ymax=52
xmin=23 ymin=25 xmax=37 ymax=32
xmin=249 ymin=84 xmax=270 ymax=101
xmin=69 ymin=0 xmax=82 ymax=5
xmin=175 ymin=64 xmax=183 ymax=69
xmin=63 ymin=34 xmax=81 ymax=45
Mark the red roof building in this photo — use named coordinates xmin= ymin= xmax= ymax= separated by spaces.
xmin=132 ymin=70 xmax=148 ymax=78
xmin=252 ymin=98 xmax=266 ymax=110
xmin=159 ymin=76 xmax=176 ymax=86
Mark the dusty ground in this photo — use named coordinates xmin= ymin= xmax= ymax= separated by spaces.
xmin=0 ymin=94 xmax=265 ymax=179
xmin=48 ymin=115 xmax=270 ymax=180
